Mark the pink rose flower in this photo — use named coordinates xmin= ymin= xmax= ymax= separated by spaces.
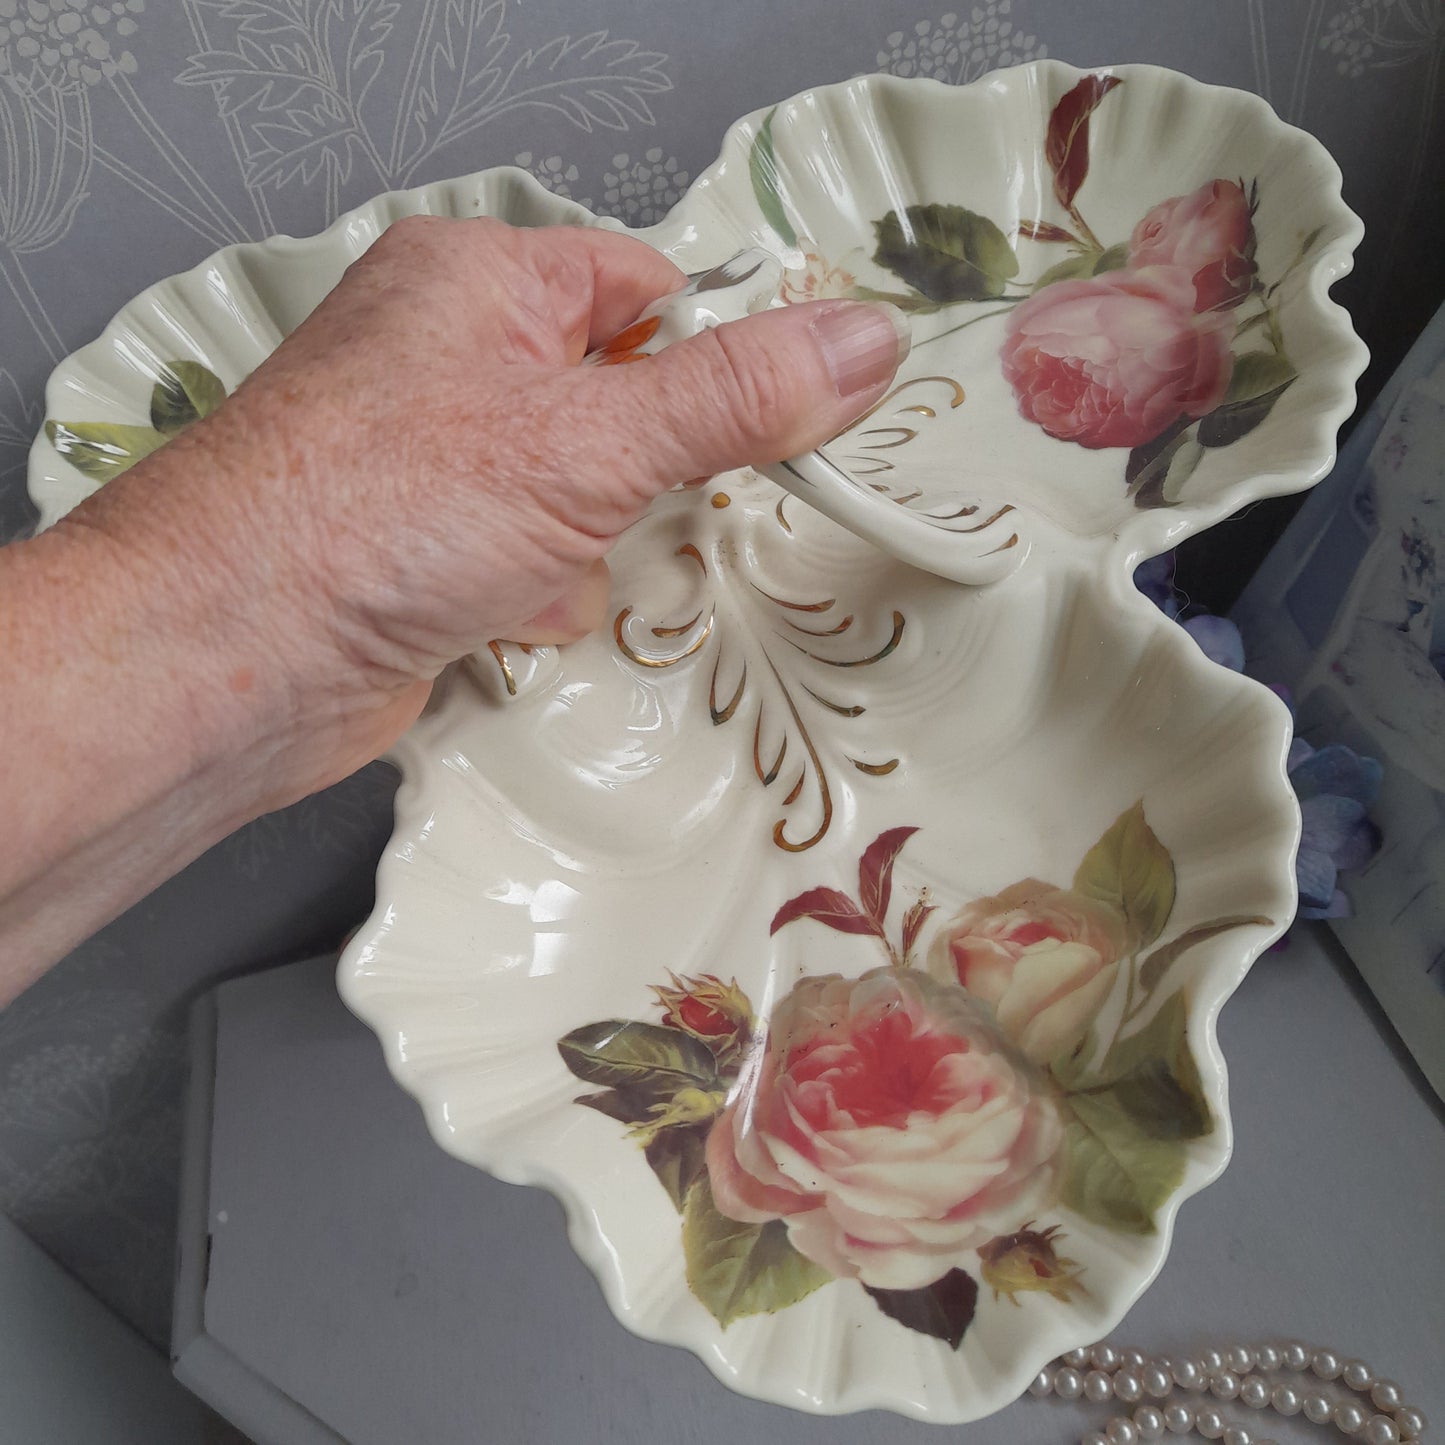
xmin=1129 ymin=179 xmax=1257 ymax=313
xmin=928 ymin=880 xmax=1128 ymax=1064
xmin=1000 ymin=266 xmax=1234 ymax=450
xmin=704 ymin=967 xmax=1061 ymax=1291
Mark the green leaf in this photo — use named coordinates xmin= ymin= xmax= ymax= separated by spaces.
xmin=1133 ymin=433 xmax=1203 ymax=510
xmin=1223 ymin=350 xmax=1297 ymax=405
xmin=1072 ymin=801 xmax=1176 ymax=949
xmin=644 ymin=1123 xmax=710 ymax=1213
xmin=1138 ymin=915 xmax=1273 ymax=993
xmin=1031 ymin=252 xmax=1097 ymax=290
xmin=575 ymin=1087 xmax=653 ymax=1126
xmin=1083 ymin=992 xmax=1213 ymax=1141
xmin=682 ymin=1178 xmax=830 ymax=1326
xmin=44 ymin=420 xmax=167 ymax=484
xmin=872 ymin=203 xmax=1019 ymax=304
xmin=1198 ymin=352 xmax=1297 ymax=449
xmin=748 ymin=108 xmax=797 ymax=248
xmin=1031 ymin=240 xmax=1129 ymax=293
xmin=150 ymin=360 xmax=226 ymax=436
xmin=1106 ymin=1059 xmax=1211 ymax=1141
xmin=1093 ymin=241 xmax=1130 ymax=273
xmin=557 ymin=1020 xmax=719 ymax=1098
xmin=864 ymin=1268 xmax=978 ymax=1349
xmin=1061 ymin=1091 xmax=1185 ymax=1233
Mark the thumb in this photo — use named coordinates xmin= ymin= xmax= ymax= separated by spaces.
xmin=577 ymin=298 xmax=910 ymax=498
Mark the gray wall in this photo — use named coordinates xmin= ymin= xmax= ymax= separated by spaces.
xmin=1 ymin=0 xmax=1442 ymax=1351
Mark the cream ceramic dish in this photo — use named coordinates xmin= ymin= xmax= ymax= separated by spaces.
xmin=29 ymin=62 xmax=1361 ymax=1424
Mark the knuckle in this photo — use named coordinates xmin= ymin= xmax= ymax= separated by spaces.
xmin=699 ymin=324 xmax=801 ymax=455
xmin=373 ymin=212 xmax=444 ymax=255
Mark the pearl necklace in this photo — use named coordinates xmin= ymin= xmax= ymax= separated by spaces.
xmin=1028 ymin=1342 xmax=1428 ymax=1445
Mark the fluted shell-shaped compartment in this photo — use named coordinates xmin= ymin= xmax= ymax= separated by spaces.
xmin=646 ymin=64 xmax=1364 ymax=579
xmin=29 ymin=62 xmax=1321 ymax=1424
xmin=28 ymin=168 xmax=603 ymax=530
xmin=351 ymin=497 xmax=1298 ymax=1419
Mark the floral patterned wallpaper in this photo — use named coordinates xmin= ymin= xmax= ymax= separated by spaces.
xmin=1 ymin=0 xmax=1441 ymax=1351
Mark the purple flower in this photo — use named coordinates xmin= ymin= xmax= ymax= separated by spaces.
xmin=1182 ymin=614 xmax=1245 ymax=672
xmin=1288 ymin=741 xmax=1383 ymax=920
xmin=1133 ymin=553 xmax=1181 ymax=617
xmin=1135 ymin=547 xmax=1385 ymax=928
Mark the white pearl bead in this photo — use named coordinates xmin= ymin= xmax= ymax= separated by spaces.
xmin=1087 ymin=1371 xmax=1115 ymax=1403
xmin=1197 ymin=1406 xmax=1227 ymax=1439
xmin=1227 ymin=1347 xmax=1256 ymax=1374
xmin=1064 ymin=1347 xmax=1092 ymax=1368
xmin=1335 ymin=1400 xmax=1369 ymax=1436
xmin=1255 ymin=1345 xmax=1283 ymax=1373
xmin=1083 ymin=1432 xmax=1111 ymax=1445
xmin=1115 ymin=1372 xmax=1144 ymax=1404
xmin=1172 ymin=1361 xmax=1205 ymax=1391
xmin=1240 ymin=1376 xmax=1270 ymax=1410
xmin=1282 ymin=1342 xmax=1312 ymax=1372
xmin=1304 ymin=1394 xmax=1334 ymax=1425
xmin=1143 ymin=1366 xmax=1173 ymax=1399
xmin=1211 ymin=1371 xmax=1241 ymax=1401
xmin=1029 ymin=1370 xmax=1053 ymax=1397
xmin=1121 ymin=1349 xmax=1148 ymax=1371
xmin=1343 ymin=1360 xmax=1374 ymax=1392
xmin=1371 ymin=1382 xmax=1403 ymax=1413
xmin=1271 ymin=1385 xmax=1302 ymax=1416
xmin=1312 ymin=1350 xmax=1343 ymax=1380
xmin=1055 ymin=1368 xmax=1084 ymax=1401
xmin=1107 ymin=1420 xmax=1140 ymax=1445
xmin=1163 ymin=1403 xmax=1196 ymax=1434
xmin=1202 ymin=1349 xmax=1226 ymax=1374
xmin=1093 ymin=1344 xmax=1121 ymax=1372
xmin=1134 ymin=1405 xmax=1165 ymax=1440
xmin=1395 ymin=1406 xmax=1427 ymax=1441
xmin=1362 ymin=1416 xmax=1402 ymax=1445
xmin=1224 ymin=1427 xmax=1252 ymax=1445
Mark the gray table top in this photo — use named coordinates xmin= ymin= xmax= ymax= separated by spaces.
xmin=179 ymin=924 xmax=1444 ymax=1445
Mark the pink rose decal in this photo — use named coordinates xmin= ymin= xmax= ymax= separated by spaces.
xmin=1000 ymin=266 xmax=1234 ymax=450
xmin=560 ymin=811 xmax=1242 ymax=1345
xmin=704 ymin=967 xmax=1062 ymax=1291
xmin=1129 ymin=179 xmax=1258 ymax=314
xmin=928 ymin=880 xmax=1128 ymax=1063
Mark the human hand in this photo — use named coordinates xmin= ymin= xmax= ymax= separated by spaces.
xmin=50 ymin=218 xmax=909 ymax=809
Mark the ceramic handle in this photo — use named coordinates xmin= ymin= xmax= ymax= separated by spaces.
xmin=586 ymin=248 xmax=1028 ymax=585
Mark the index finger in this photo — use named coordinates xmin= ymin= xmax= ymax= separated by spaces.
xmin=529 ymin=225 xmax=688 ymax=354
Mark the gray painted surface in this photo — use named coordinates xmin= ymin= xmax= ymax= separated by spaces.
xmin=182 ymin=928 xmax=1444 ymax=1445
xmin=0 ymin=1209 xmax=212 ymax=1443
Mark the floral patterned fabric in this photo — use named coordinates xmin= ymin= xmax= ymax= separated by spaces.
xmin=0 ymin=0 xmax=1441 ymax=1350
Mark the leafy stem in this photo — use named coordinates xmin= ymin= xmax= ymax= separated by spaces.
xmin=911 ymin=299 xmax=1026 ymax=351
xmin=1066 ymin=203 xmax=1104 ymax=253
xmin=771 ymin=827 xmax=933 ymax=970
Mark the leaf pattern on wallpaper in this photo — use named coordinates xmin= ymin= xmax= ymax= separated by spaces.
xmin=179 ymin=0 xmax=672 ymax=194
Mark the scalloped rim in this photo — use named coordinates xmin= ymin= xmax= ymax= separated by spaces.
xmin=24 ymin=62 xmax=1319 ymax=1422
xmin=640 ymin=62 xmax=1368 ymax=578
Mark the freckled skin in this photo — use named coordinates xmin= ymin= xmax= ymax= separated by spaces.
xmin=1 ymin=218 xmax=905 ymax=989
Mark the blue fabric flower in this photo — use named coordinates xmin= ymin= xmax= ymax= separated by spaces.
xmin=1287 ymin=740 xmax=1383 ymax=919
xmin=1182 ymin=614 xmax=1246 ymax=672
xmin=1133 ymin=553 xmax=1181 ymax=617
xmin=1135 ymin=547 xmax=1385 ymax=927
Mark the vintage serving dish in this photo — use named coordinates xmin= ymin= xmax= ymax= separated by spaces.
xmin=29 ymin=62 xmax=1363 ymax=1423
